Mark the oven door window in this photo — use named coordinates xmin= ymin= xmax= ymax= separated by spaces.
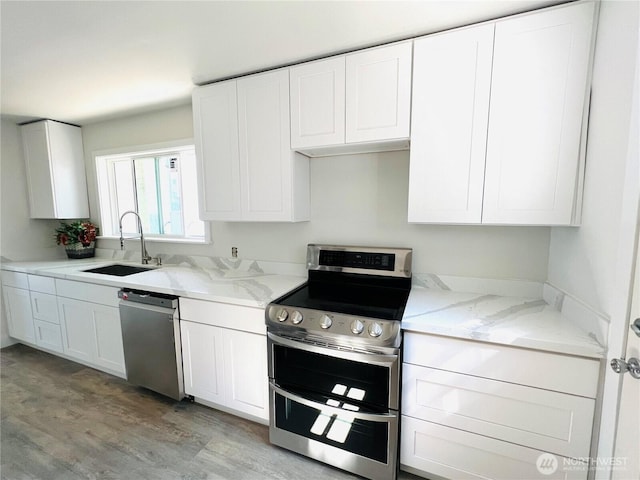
xmin=274 ymin=389 xmax=391 ymax=464
xmin=273 ymin=344 xmax=390 ymax=411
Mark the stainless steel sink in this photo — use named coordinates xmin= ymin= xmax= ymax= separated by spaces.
xmin=82 ymin=264 xmax=154 ymax=276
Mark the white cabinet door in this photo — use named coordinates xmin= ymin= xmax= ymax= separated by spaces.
xmin=31 ymin=291 xmax=59 ymax=324
xmin=31 ymin=291 xmax=63 ymax=353
xmin=2 ymin=286 xmax=35 ymax=343
xmin=58 ymin=297 xmax=97 ymax=363
xmin=345 ymin=42 xmax=412 ymax=143
xmin=33 ymin=320 xmax=63 ymax=353
xmin=180 ymin=319 xmax=268 ymax=422
xmin=223 ymin=328 xmax=268 ymax=421
xmin=483 ymin=2 xmax=595 ymax=224
xmin=408 ymin=25 xmax=494 ymax=224
xmin=401 ymin=416 xmax=588 ymax=480
xmin=21 ymin=120 xmax=89 ymax=219
xmin=237 ymin=69 xmax=299 ymax=221
xmin=193 ymin=70 xmax=309 ymax=222
xmin=290 ymin=56 xmax=346 ymax=149
xmin=402 ymin=363 xmax=594 ymax=458
xmin=93 ymin=305 xmax=125 ymax=374
xmin=180 ymin=320 xmax=225 ymax=404
xmin=58 ymin=297 xmax=125 ymax=375
xmin=192 ymin=80 xmax=242 ymax=221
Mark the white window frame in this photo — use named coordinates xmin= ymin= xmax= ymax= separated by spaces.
xmin=94 ymin=139 xmax=210 ymax=244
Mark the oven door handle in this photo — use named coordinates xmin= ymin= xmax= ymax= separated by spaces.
xmin=267 ymin=332 xmax=398 ymax=367
xmin=271 ymin=384 xmax=397 ymax=423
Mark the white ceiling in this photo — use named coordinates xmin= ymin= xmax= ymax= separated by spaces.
xmin=1 ymin=0 xmax=562 ymax=126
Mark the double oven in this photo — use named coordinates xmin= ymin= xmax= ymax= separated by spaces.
xmin=266 ymin=244 xmax=412 ymax=480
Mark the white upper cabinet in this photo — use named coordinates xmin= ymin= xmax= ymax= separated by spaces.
xmin=237 ymin=70 xmax=309 ymax=222
xmin=290 ymin=42 xmax=412 ymax=156
xmin=345 ymin=42 xmax=412 ymax=144
xmin=408 ymin=24 xmax=495 ymax=224
xmin=483 ymin=1 xmax=596 ymax=225
xmin=408 ymin=1 xmax=596 ymax=225
xmin=192 ymin=80 xmax=241 ymax=221
xmin=21 ymin=120 xmax=89 ymax=219
xmin=290 ymin=56 xmax=346 ymax=149
xmin=193 ymin=69 xmax=309 ymax=222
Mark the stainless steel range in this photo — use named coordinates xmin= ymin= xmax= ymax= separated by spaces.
xmin=266 ymin=244 xmax=412 ymax=480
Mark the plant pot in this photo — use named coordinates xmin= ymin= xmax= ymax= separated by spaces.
xmin=65 ymin=241 xmax=95 ymax=259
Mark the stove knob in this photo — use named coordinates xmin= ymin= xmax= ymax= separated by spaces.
xmin=319 ymin=314 xmax=332 ymax=329
xmin=291 ymin=310 xmax=303 ymax=325
xmin=351 ymin=319 xmax=364 ymax=335
xmin=276 ymin=308 xmax=289 ymax=322
xmin=368 ymin=322 xmax=383 ymax=338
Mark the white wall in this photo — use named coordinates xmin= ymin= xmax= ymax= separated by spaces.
xmin=547 ymin=1 xmax=640 ymax=317
xmin=82 ymin=105 xmax=551 ymax=280
xmin=0 ymin=119 xmax=63 ymax=347
xmin=0 ymin=119 xmax=63 ymax=261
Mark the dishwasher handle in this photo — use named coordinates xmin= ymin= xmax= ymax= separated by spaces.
xmin=118 ymin=288 xmax=178 ymax=309
xmin=119 ymin=299 xmax=177 ymax=317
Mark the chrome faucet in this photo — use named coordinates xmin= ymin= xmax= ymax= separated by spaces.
xmin=119 ymin=210 xmax=153 ymax=265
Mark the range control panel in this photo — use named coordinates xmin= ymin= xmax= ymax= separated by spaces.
xmin=319 ymin=250 xmax=395 ymax=271
xmin=266 ymin=305 xmax=401 ymax=349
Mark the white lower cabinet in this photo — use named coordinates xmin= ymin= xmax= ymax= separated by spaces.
xmin=29 ymin=275 xmax=62 ymax=353
xmin=222 ymin=327 xmax=268 ymax=419
xmin=56 ymin=280 xmax=125 ymax=377
xmin=33 ymin=319 xmax=63 ymax=353
xmin=401 ymin=417 xmax=588 ymax=480
xmin=2 ymin=284 xmax=35 ymax=344
xmin=180 ymin=298 xmax=269 ymax=423
xmin=31 ymin=291 xmax=62 ymax=353
xmin=181 ymin=320 xmax=225 ymax=404
xmin=401 ymin=332 xmax=599 ymax=480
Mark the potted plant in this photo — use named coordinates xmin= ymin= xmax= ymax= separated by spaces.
xmin=55 ymin=221 xmax=98 ymax=259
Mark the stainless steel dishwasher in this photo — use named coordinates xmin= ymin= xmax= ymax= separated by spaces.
xmin=118 ymin=288 xmax=184 ymax=401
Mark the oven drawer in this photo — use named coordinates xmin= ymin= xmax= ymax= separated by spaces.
xmin=401 ymin=416 xmax=588 ymax=480
xmin=402 ymin=363 xmax=594 ymax=458
xmin=270 ymin=383 xmax=398 ymax=480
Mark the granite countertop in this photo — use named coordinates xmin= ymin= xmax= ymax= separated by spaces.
xmin=402 ymin=286 xmax=605 ymax=359
xmin=1 ymin=255 xmax=306 ymax=309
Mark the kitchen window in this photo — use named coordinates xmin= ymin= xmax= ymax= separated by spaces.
xmin=95 ymin=142 xmax=207 ymax=242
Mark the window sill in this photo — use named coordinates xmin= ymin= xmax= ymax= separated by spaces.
xmin=97 ymin=235 xmax=210 ymax=245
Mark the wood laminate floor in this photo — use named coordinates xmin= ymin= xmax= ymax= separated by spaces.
xmin=0 ymin=344 xmax=420 ymax=480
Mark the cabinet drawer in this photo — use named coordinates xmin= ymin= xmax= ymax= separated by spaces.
xmin=402 ymin=363 xmax=594 ymax=458
xmin=31 ymin=292 xmax=59 ymax=324
xmin=401 ymin=416 xmax=588 ymax=480
xmin=28 ymin=275 xmax=56 ymax=294
xmin=55 ymin=279 xmax=119 ymax=307
xmin=403 ymin=333 xmax=599 ymax=398
xmin=2 ymin=270 xmax=29 ymax=289
xmin=34 ymin=319 xmax=63 ymax=353
xmin=180 ymin=298 xmax=265 ymax=335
